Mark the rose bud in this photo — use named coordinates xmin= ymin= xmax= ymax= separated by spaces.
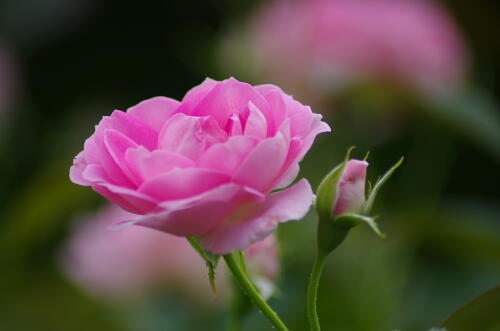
xmin=315 ymin=148 xmax=403 ymax=254
xmin=69 ymin=78 xmax=330 ymax=255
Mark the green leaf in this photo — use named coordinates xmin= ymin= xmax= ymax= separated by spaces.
xmin=440 ymin=285 xmax=500 ymax=331
xmin=363 ymin=157 xmax=404 ymax=214
xmin=315 ymin=147 xmax=355 ymax=220
xmin=186 ymin=237 xmax=220 ymax=295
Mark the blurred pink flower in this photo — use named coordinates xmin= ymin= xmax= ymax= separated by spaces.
xmin=70 ymin=77 xmax=329 ymax=254
xmin=61 ymin=204 xmax=282 ymax=303
xmin=60 ymin=204 xmax=227 ymax=303
xmin=333 ymin=159 xmax=368 ymax=215
xmin=244 ymin=234 xmax=279 ymax=299
xmin=249 ymin=0 xmax=467 ymax=98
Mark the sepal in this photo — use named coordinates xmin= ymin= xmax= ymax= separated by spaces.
xmin=334 ymin=213 xmax=386 ymax=238
xmin=315 ymin=147 xmax=355 ymax=219
xmin=187 ymin=236 xmax=221 ymax=295
xmin=364 ymin=157 xmax=404 ymax=214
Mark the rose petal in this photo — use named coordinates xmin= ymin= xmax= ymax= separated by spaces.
xmin=82 ymin=164 xmax=108 ymax=183
xmin=92 ymin=183 xmax=157 ymax=214
xmin=132 ymin=183 xmax=264 ymax=237
xmin=333 ymin=159 xmax=368 ymax=215
xmin=84 ymin=134 xmax=134 ymax=187
xmin=259 ymin=88 xmax=287 ymax=135
xmin=127 ymin=96 xmax=180 ymax=132
xmin=176 ymin=78 xmax=219 ymax=115
xmin=125 ymin=146 xmax=195 ymax=183
xmin=104 ymin=129 xmax=141 ymax=186
xmin=69 ymin=152 xmax=90 ymax=186
xmin=190 ymin=78 xmax=269 ymax=129
xmin=199 ymin=179 xmax=314 ymax=254
xmin=274 ymin=164 xmax=300 ymax=189
xmin=139 ymin=168 xmax=231 ymax=202
xmin=244 ymin=101 xmax=268 ymax=138
xmin=227 ymin=114 xmax=243 ymax=135
xmin=234 ymin=134 xmax=288 ymax=192
xmin=197 ymin=135 xmax=259 ymax=174
xmin=102 ymin=110 xmax=157 ymax=150
xmin=157 ymin=113 xmax=206 ymax=160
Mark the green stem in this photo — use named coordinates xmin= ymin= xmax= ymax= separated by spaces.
xmin=224 ymin=252 xmax=289 ymax=331
xmin=307 ymin=252 xmax=328 ymax=331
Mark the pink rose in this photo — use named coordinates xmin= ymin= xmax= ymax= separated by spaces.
xmin=333 ymin=159 xmax=368 ymax=215
xmin=249 ymin=0 xmax=466 ymax=97
xmin=60 ymin=204 xmax=228 ymax=303
xmin=70 ymin=78 xmax=330 ymax=254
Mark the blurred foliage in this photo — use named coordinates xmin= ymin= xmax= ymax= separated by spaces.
xmin=0 ymin=0 xmax=499 ymax=331
xmin=441 ymin=285 xmax=500 ymax=331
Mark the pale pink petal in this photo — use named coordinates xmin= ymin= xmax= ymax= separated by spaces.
xmin=82 ymin=164 xmax=109 ymax=183
xmin=89 ymin=111 xmax=159 ymax=187
xmin=197 ymin=135 xmax=259 ymax=174
xmin=254 ymin=84 xmax=281 ymax=95
xmin=278 ymin=116 xmax=331 ymax=183
xmin=133 ymin=184 xmax=265 ymax=237
xmin=82 ymin=137 xmax=101 ymax=165
xmin=293 ymin=114 xmax=331 ymax=162
xmin=285 ymin=99 xmax=316 ymax=138
xmin=190 ymin=78 xmax=269 ymax=129
xmin=274 ymin=163 xmax=300 ymax=189
xmin=127 ymin=96 xmax=180 ymax=132
xmin=259 ymin=88 xmax=287 ymax=135
xmin=139 ymin=168 xmax=231 ymax=202
xmin=224 ymin=135 xmax=260 ymax=160
xmin=69 ymin=152 xmax=90 ymax=186
xmin=199 ymin=179 xmax=313 ymax=254
xmin=197 ymin=144 xmax=240 ymax=174
xmin=277 ymin=118 xmax=291 ymax=143
xmin=104 ymin=129 xmax=141 ymax=186
xmin=125 ymin=146 xmax=195 ymax=183
xmin=333 ymin=159 xmax=368 ymax=215
xmin=228 ymin=114 xmax=243 ymax=135
xmin=85 ymin=132 xmax=134 ymax=187
xmin=200 ymin=116 xmax=228 ymax=145
xmin=157 ymin=113 xmax=206 ymax=160
xmin=104 ymin=110 xmax=157 ymax=150
xmin=234 ymin=134 xmax=288 ymax=192
xmin=92 ymin=183 xmax=157 ymax=214
xmin=176 ymin=78 xmax=219 ymax=115
xmin=244 ymin=101 xmax=268 ymax=138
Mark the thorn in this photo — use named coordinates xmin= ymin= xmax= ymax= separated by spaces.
xmin=210 ymin=276 xmax=218 ymax=297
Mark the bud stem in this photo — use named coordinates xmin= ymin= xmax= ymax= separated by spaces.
xmin=307 ymin=251 xmax=328 ymax=331
xmin=223 ymin=252 xmax=289 ymax=331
